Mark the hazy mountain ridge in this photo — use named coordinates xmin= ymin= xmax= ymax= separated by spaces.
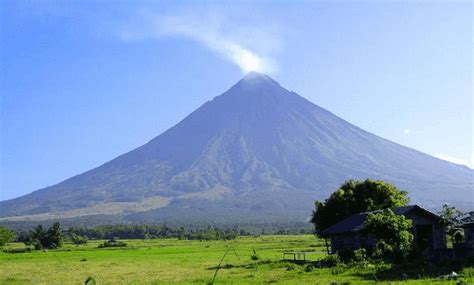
xmin=1 ymin=72 xmax=472 ymax=223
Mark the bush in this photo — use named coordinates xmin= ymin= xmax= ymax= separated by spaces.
xmin=0 ymin=226 xmax=16 ymax=247
xmin=330 ymin=263 xmax=348 ymax=275
xmin=352 ymin=248 xmax=368 ymax=262
xmin=250 ymin=248 xmax=259 ymax=260
xmin=3 ymin=247 xmax=32 ymax=254
xmin=364 ymin=209 xmax=413 ymax=260
xmin=320 ymin=254 xmax=341 ymax=267
xmin=25 ymin=223 xmax=64 ymax=249
xmin=98 ymin=238 xmax=127 ymax=248
xmin=304 ymin=264 xmax=315 ymax=272
xmin=71 ymin=234 xmax=88 ymax=245
xmin=286 ymin=264 xmax=295 ymax=271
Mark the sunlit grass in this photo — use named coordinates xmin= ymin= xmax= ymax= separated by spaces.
xmin=0 ymin=235 xmax=471 ymax=284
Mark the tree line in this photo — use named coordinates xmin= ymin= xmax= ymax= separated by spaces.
xmin=65 ymin=224 xmax=243 ymax=241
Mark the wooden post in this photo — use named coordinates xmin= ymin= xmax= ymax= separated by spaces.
xmin=324 ymin=238 xmax=330 ymax=255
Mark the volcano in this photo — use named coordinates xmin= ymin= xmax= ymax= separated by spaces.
xmin=1 ymin=72 xmax=472 ymax=225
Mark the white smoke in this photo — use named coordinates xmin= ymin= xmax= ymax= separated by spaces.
xmin=119 ymin=9 xmax=279 ymax=74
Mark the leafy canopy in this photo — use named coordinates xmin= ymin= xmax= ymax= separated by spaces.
xmin=311 ymin=179 xmax=409 ymax=231
xmin=0 ymin=226 xmax=16 ymax=247
xmin=438 ymin=204 xmax=464 ymax=244
xmin=364 ymin=209 xmax=414 ymax=259
xmin=26 ymin=222 xmax=64 ymax=249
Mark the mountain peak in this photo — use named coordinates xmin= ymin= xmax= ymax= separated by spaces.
xmin=227 ymin=72 xmax=284 ymax=96
xmin=241 ymin=71 xmax=277 ymax=84
xmin=242 ymin=71 xmax=271 ymax=80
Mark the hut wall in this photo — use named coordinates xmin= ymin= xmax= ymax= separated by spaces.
xmin=464 ymin=226 xmax=474 ymax=249
xmin=330 ymin=234 xmax=376 ymax=253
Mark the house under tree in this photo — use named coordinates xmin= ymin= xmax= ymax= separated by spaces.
xmin=320 ymin=205 xmax=446 ymax=253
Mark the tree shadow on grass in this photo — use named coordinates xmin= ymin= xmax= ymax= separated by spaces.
xmin=206 ymin=259 xmax=322 ymax=271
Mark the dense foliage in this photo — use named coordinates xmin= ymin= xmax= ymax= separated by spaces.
xmin=364 ymin=209 xmax=414 ymax=260
xmin=311 ymin=179 xmax=409 ymax=231
xmin=438 ymin=204 xmax=464 ymax=245
xmin=0 ymin=226 xmax=16 ymax=247
xmin=24 ymin=222 xmax=64 ymax=249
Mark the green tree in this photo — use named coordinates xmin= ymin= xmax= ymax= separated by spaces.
xmin=364 ymin=209 xmax=414 ymax=259
xmin=0 ymin=226 xmax=16 ymax=247
xmin=438 ymin=204 xmax=464 ymax=246
xmin=46 ymin=222 xmax=64 ymax=248
xmin=311 ymin=179 xmax=409 ymax=231
xmin=27 ymin=225 xmax=47 ymax=249
xmin=26 ymin=223 xmax=64 ymax=249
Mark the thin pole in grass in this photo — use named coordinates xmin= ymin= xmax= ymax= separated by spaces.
xmin=210 ymin=246 xmax=232 ymax=285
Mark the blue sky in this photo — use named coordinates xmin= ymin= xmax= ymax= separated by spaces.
xmin=1 ymin=1 xmax=472 ymax=201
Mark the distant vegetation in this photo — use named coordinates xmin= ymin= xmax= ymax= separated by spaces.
xmin=66 ymin=224 xmax=242 ymax=241
xmin=23 ymin=222 xmax=64 ymax=249
xmin=14 ymin=224 xmax=248 ymax=245
xmin=98 ymin=237 xmax=127 ymax=248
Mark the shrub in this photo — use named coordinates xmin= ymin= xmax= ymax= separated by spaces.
xmin=364 ymin=209 xmax=413 ymax=260
xmin=352 ymin=248 xmax=368 ymax=262
xmin=98 ymin=238 xmax=127 ymax=248
xmin=304 ymin=264 xmax=315 ymax=272
xmin=320 ymin=254 xmax=340 ymax=267
xmin=25 ymin=223 xmax=64 ymax=249
xmin=286 ymin=264 xmax=295 ymax=271
xmin=3 ymin=247 xmax=32 ymax=254
xmin=250 ymin=248 xmax=259 ymax=260
xmin=0 ymin=226 xmax=16 ymax=247
xmin=330 ymin=263 xmax=348 ymax=275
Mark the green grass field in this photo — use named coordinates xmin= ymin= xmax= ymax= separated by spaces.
xmin=1 ymin=235 xmax=472 ymax=284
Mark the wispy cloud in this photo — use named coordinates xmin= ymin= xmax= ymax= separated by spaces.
xmin=434 ymin=152 xmax=474 ymax=169
xmin=118 ymin=7 xmax=280 ymax=74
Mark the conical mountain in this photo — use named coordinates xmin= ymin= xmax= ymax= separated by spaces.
xmin=1 ymin=72 xmax=472 ymax=224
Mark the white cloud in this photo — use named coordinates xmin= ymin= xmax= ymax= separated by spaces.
xmin=403 ymin=129 xmax=410 ymax=135
xmin=434 ymin=152 xmax=474 ymax=169
xmin=119 ymin=8 xmax=279 ymax=74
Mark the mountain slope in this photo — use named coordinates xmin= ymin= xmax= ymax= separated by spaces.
xmin=1 ymin=72 xmax=472 ymax=223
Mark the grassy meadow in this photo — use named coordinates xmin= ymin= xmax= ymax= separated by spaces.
xmin=1 ymin=235 xmax=472 ymax=284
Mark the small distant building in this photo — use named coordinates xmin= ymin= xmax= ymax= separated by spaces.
xmin=320 ymin=205 xmax=446 ymax=253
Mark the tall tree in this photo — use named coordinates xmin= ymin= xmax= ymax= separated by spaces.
xmin=26 ymin=223 xmax=64 ymax=249
xmin=311 ymin=179 xmax=409 ymax=231
xmin=46 ymin=222 xmax=64 ymax=248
